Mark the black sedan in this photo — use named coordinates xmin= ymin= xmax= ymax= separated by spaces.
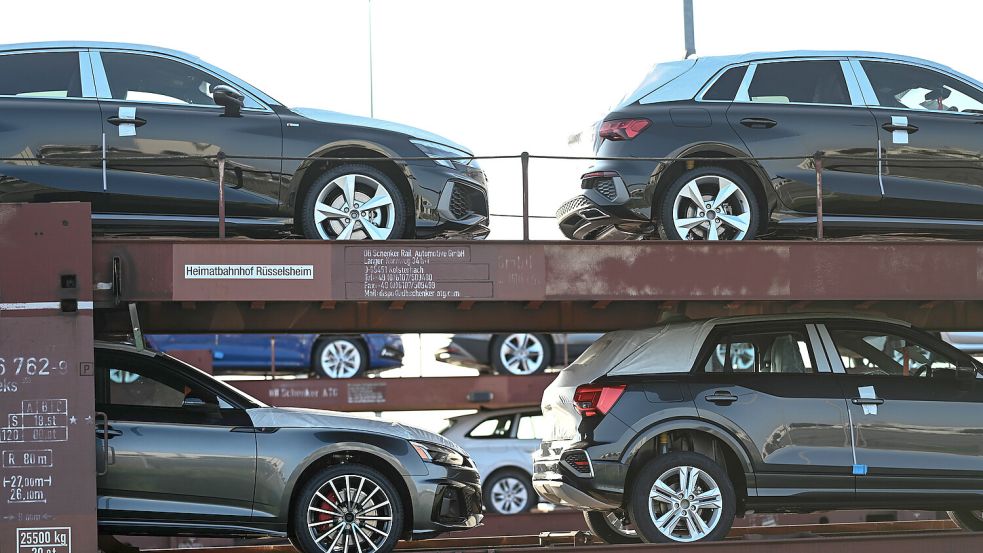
xmin=558 ymin=50 xmax=983 ymax=240
xmin=94 ymin=342 xmax=481 ymax=553
xmin=0 ymin=42 xmax=489 ymax=240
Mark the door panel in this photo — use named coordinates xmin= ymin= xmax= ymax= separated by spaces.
xmin=822 ymin=323 xmax=983 ymax=501
xmin=859 ymin=59 xmax=983 ymax=219
xmin=727 ymin=60 xmax=882 ymax=215
xmin=688 ymin=324 xmax=855 ymax=500
xmin=95 ymin=351 xmax=257 ymax=522
xmin=95 ymin=51 xmax=283 ymax=219
xmin=0 ymin=51 xmax=107 ymax=210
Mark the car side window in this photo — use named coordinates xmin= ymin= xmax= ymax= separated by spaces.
xmin=705 ymin=329 xmax=815 ymax=374
xmin=516 ymin=413 xmax=548 ymax=440
xmin=467 ymin=415 xmax=514 ymax=439
xmin=95 ymin=352 xmax=238 ymax=424
xmin=860 ymin=60 xmax=983 ymax=114
xmin=703 ymin=65 xmax=747 ymax=101
xmin=100 ymin=52 xmax=261 ymax=108
xmin=747 ymin=60 xmax=851 ymax=105
xmin=827 ymin=327 xmax=960 ymax=378
xmin=0 ymin=52 xmax=82 ymax=98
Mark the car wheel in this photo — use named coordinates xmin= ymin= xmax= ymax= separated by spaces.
xmin=583 ymin=510 xmax=641 ymax=544
xmin=658 ymin=167 xmax=759 ymax=241
xmin=313 ymin=338 xmax=368 ymax=379
xmin=490 ymin=333 xmax=551 ymax=376
xmin=301 ymin=164 xmax=407 ymax=240
xmin=948 ymin=510 xmax=983 ymax=531
xmin=483 ymin=469 xmax=535 ymax=514
xmin=628 ymin=452 xmax=735 ymax=543
xmin=291 ymin=464 xmax=403 ymax=553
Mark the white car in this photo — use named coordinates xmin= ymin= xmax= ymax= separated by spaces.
xmin=442 ymin=408 xmax=548 ymax=514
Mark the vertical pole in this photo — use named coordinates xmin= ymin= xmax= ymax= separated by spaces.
xmin=521 ymin=151 xmax=530 ymax=241
xmin=217 ymin=152 xmax=227 ymax=239
xmin=368 ymin=0 xmax=375 ymax=118
xmin=683 ymin=0 xmax=696 ymax=58
xmin=270 ymin=336 xmax=277 ymax=380
xmin=814 ymin=151 xmax=824 ymax=241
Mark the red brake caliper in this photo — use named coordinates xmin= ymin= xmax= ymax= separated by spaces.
xmin=318 ymin=491 xmax=338 ymax=524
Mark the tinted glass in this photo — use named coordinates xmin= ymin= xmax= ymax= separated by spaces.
xmin=748 ymin=60 xmax=850 ymax=105
xmin=467 ymin=415 xmax=513 ymax=438
xmin=100 ymin=361 xmax=219 ymax=409
xmin=101 ymin=52 xmax=260 ymax=108
xmin=704 ymin=65 xmax=747 ymax=101
xmin=861 ymin=61 xmax=983 ymax=114
xmin=828 ymin=328 xmax=960 ymax=378
xmin=0 ymin=52 xmax=82 ymax=98
xmin=706 ymin=329 xmax=815 ymax=373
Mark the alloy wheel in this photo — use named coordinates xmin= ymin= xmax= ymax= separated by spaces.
xmin=671 ymin=175 xmax=751 ymax=240
xmin=313 ymin=174 xmax=395 ymax=240
xmin=490 ymin=476 xmax=530 ymax=514
xmin=647 ymin=465 xmax=723 ymax=542
xmin=605 ymin=512 xmax=637 ymax=537
xmin=307 ymin=473 xmax=394 ymax=553
xmin=498 ymin=334 xmax=545 ymax=375
xmin=319 ymin=340 xmax=363 ymax=379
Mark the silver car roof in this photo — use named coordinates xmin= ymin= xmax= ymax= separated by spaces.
xmin=621 ymin=50 xmax=983 ymax=107
xmin=607 ymin=313 xmax=911 ymax=376
xmin=0 ymin=41 xmax=281 ymax=106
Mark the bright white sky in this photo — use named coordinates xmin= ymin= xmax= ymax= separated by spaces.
xmin=5 ymin=0 xmax=981 ymax=239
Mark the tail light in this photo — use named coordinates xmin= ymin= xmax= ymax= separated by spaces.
xmin=574 ymin=384 xmax=626 ymax=417
xmin=599 ymin=118 xmax=650 ymax=141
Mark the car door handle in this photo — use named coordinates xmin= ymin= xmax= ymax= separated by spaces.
xmin=740 ymin=117 xmax=777 ymax=129
xmin=95 ymin=427 xmax=123 ymax=439
xmin=851 ymin=397 xmax=885 ymax=406
xmin=704 ymin=391 xmax=739 ymax=405
xmin=106 ymin=116 xmax=147 ymax=127
xmin=881 ymin=122 xmax=918 ymax=134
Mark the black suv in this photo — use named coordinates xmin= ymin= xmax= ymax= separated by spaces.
xmin=0 ymin=42 xmax=488 ymax=240
xmin=533 ymin=315 xmax=983 ymax=544
xmin=557 ymin=51 xmax=983 ymax=240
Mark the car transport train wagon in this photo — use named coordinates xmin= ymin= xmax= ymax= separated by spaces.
xmin=2 ymin=25 xmax=983 ymax=553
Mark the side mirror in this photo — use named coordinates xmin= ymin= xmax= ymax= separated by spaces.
xmin=182 ymin=395 xmax=209 ymax=409
xmin=212 ymin=85 xmax=244 ymax=117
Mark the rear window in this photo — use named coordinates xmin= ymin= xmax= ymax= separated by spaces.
xmin=703 ymin=65 xmax=747 ymax=101
xmin=747 ymin=60 xmax=850 ymax=105
xmin=0 ymin=52 xmax=82 ymax=98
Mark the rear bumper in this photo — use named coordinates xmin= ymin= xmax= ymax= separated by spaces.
xmin=532 ymin=446 xmax=623 ymax=511
xmin=555 ymin=195 xmax=649 ymax=240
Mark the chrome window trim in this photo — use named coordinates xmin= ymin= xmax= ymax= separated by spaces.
xmin=839 ymin=60 xmax=864 ymax=106
xmin=694 ymin=63 xmax=750 ymax=103
xmin=815 ymin=324 xmax=846 ymax=374
xmin=91 ymin=49 xmax=273 ymax=113
xmin=0 ymin=48 xmax=96 ymax=102
xmin=79 ymin=51 xmax=97 ymax=98
xmin=847 ymin=58 xmax=877 ymax=106
xmin=805 ymin=324 xmax=833 ymax=373
xmin=852 ymin=57 xmax=983 ymax=118
xmin=734 ymin=57 xmax=863 ymax=108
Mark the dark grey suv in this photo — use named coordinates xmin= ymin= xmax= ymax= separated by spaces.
xmin=95 ymin=342 xmax=481 ymax=553
xmin=532 ymin=315 xmax=983 ymax=544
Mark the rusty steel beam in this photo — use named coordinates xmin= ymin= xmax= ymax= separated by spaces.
xmin=89 ymin=239 xmax=983 ymax=333
xmin=229 ymin=374 xmax=553 ymax=412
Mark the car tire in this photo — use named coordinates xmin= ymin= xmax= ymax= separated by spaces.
xmin=490 ymin=334 xmax=552 ymax=376
xmin=657 ymin=167 xmax=760 ymax=241
xmin=312 ymin=337 xmax=368 ymax=379
xmin=291 ymin=464 xmax=403 ymax=553
xmin=583 ymin=510 xmax=641 ymax=544
xmin=301 ymin=164 xmax=408 ymax=240
xmin=948 ymin=510 xmax=983 ymax=531
xmin=483 ymin=469 xmax=535 ymax=515
xmin=628 ymin=451 xmax=736 ymax=543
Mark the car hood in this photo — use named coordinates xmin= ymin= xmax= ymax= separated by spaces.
xmin=247 ymin=406 xmax=464 ymax=454
xmin=291 ymin=107 xmax=472 ymax=155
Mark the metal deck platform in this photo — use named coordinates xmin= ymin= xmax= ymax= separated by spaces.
xmin=91 ymin=236 xmax=983 ymax=333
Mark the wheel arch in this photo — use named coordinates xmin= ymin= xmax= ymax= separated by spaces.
xmin=645 ymin=143 xmax=776 ymax=234
xmin=284 ymin=440 xmax=417 ymax=539
xmin=622 ymin=418 xmax=755 ymax=507
xmin=288 ymin=141 xmax=417 ymax=236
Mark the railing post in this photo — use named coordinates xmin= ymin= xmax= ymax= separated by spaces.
xmin=521 ymin=151 xmax=530 ymax=240
xmin=217 ymin=151 xmax=227 ymax=239
xmin=814 ymin=151 xmax=824 ymax=241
